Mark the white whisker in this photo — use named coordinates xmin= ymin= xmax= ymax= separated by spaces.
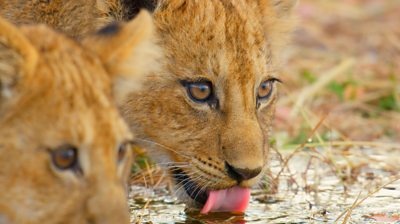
xmin=135 ymin=138 xmax=192 ymax=159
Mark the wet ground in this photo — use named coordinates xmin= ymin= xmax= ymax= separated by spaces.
xmin=128 ymin=146 xmax=400 ymax=224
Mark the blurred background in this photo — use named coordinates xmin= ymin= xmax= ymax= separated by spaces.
xmin=278 ymin=0 xmax=399 ymax=145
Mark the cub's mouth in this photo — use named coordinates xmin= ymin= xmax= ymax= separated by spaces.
xmin=171 ymin=168 xmax=251 ymax=214
xmin=171 ymin=168 xmax=208 ymax=204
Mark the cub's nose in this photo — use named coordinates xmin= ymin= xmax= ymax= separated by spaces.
xmin=225 ymin=162 xmax=262 ymax=181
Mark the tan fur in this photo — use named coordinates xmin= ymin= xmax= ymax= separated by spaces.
xmin=0 ymin=0 xmax=296 ymax=209
xmin=120 ymin=0 xmax=297 ymax=207
xmin=0 ymin=0 xmax=128 ymax=38
xmin=0 ymin=11 xmax=160 ymax=223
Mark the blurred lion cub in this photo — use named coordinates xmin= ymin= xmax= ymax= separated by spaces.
xmin=0 ymin=10 xmax=160 ymax=224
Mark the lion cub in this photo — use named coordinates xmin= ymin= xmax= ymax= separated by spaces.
xmin=119 ymin=0 xmax=297 ymax=213
xmin=0 ymin=11 xmax=159 ymax=224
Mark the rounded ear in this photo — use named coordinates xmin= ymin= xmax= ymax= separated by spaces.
xmin=83 ymin=10 xmax=162 ymax=104
xmin=0 ymin=17 xmax=38 ymax=102
xmin=96 ymin=0 xmax=158 ymax=23
xmin=271 ymin=0 xmax=298 ymax=17
xmin=120 ymin=0 xmax=158 ymax=20
xmin=258 ymin=0 xmax=298 ymax=66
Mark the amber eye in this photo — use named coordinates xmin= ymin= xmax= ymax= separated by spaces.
xmin=51 ymin=145 xmax=78 ymax=170
xmin=182 ymin=81 xmax=213 ymax=102
xmin=118 ymin=142 xmax=130 ymax=163
xmin=257 ymin=79 xmax=278 ymax=100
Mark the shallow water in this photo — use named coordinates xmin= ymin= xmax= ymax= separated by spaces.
xmin=129 ymin=147 xmax=400 ymax=223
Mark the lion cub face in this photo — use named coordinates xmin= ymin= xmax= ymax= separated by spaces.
xmin=0 ymin=12 xmax=159 ymax=223
xmin=121 ymin=0 xmax=296 ymax=210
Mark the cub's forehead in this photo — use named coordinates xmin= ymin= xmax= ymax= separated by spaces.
xmin=18 ymin=25 xmax=114 ymax=105
xmin=21 ymin=24 xmax=82 ymax=53
xmin=156 ymin=0 xmax=267 ymax=49
xmin=155 ymin=0 xmax=270 ymax=80
xmin=60 ymin=111 xmax=132 ymax=148
xmin=21 ymin=25 xmax=106 ymax=74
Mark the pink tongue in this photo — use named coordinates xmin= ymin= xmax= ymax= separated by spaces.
xmin=200 ymin=186 xmax=250 ymax=214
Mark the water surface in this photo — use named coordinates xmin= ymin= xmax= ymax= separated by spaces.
xmin=129 ymin=147 xmax=400 ymax=223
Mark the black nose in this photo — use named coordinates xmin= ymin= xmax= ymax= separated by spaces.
xmin=225 ymin=162 xmax=262 ymax=181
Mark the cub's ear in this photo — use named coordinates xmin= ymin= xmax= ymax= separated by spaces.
xmin=258 ymin=0 xmax=298 ymax=18
xmin=122 ymin=0 xmax=158 ymax=20
xmin=83 ymin=10 xmax=161 ymax=104
xmin=270 ymin=0 xmax=298 ymax=17
xmin=258 ymin=0 xmax=297 ymax=65
xmin=96 ymin=0 xmax=158 ymax=21
xmin=0 ymin=17 xmax=38 ymax=102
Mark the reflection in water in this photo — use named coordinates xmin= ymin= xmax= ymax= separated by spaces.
xmin=186 ymin=212 xmax=246 ymax=224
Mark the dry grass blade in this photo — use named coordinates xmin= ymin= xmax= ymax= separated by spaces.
xmin=290 ymin=58 xmax=355 ymax=118
xmin=335 ymin=175 xmax=400 ymax=223
xmin=285 ymin=141 xmax=400 ymax=150
xmin=274 ymin=113 xmax=328 ymax=180
xmin=338 ymin=191 xmax=362 ymax=224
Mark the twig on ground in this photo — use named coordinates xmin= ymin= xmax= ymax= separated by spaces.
xmin=274 ymin=114 xmax=328 ymax=182
xmin=335 ymin=175 xmax=400 ymax=223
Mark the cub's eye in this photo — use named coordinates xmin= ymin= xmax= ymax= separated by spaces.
xmin=182 ymin=80 xmax=213 ymax=102
xmin=257 ymin=78 xmax=279 ymax=100
xmin=51 ymin=145 xmax=78 ymax=170
xmin=118 ymin=142 xmax=130 ymax=163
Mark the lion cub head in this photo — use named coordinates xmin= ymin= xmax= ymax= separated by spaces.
xmin=121 ymin=0 xmax=296 ymax=213
xmin=0 ymin=11 xmax=159 ymax=223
